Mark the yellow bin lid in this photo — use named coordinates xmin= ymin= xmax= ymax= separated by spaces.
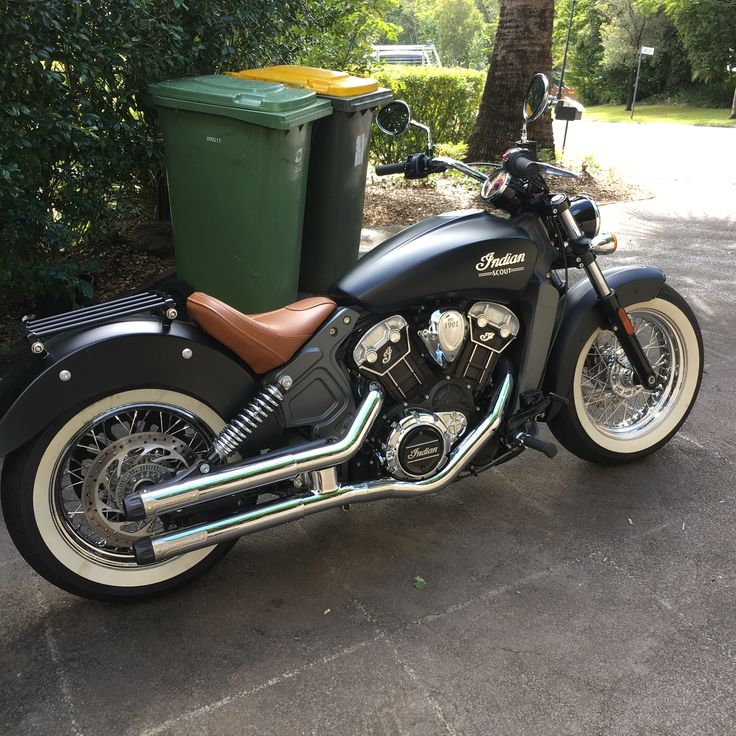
xmin=227 ymin=65 xmax=379 ymax=98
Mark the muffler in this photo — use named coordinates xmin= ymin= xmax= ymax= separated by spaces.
xmin=123 ymin=386 xmax=384 ymax=521
xmin=134 ymin=370 xmax=513 ymax=565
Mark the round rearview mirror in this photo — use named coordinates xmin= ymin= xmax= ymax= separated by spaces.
xmin=523 ymin=73 xmax=550 ymax=122
xmin=376 ymin=100 xmax=411 ymax=136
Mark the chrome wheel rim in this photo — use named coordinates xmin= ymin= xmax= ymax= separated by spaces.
xmin=51 ymin=403 xmax=213 ymax=568
xmin=579 ymin=308 xmax=686 ymax=442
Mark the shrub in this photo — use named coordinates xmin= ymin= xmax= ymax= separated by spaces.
xmin=674 ymin=80 xmax=734 ymax=108
xmin=0 ymin=0 xmax=304 ymax=311
xmin=370 ymin=65 xmax=485 ymax=164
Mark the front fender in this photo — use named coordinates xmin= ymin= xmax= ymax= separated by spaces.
xmin=0 ymin=319 xmax=256 ymax=456
xmin=543 ymin=264 xmax=666 ymax=419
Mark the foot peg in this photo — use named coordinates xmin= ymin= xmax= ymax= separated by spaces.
xmin=516 ymin=432 xmax=558 ymax=459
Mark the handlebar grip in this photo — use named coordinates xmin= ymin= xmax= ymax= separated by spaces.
xmin=507 ymin=155 xmax=540 ymax=179
xmin=375 ymin=161 xmax=407 ymax=176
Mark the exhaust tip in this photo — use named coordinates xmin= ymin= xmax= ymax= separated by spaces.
xmin=133 ymin=538 xmax=156 ymax=566
xmin=123 ymin=494 xmax=146 ymax=521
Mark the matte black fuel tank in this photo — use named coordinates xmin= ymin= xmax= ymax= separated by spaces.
xmin=329 ymin=209 xmax=543 ymax=312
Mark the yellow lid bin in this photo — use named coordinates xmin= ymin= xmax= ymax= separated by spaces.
xmin=227 ymin=65 xmax=380 ymax=98
xmin=227 ymin=65 xmax=393 ymax=295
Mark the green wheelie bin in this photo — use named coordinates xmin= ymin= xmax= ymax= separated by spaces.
xmin=149 ymin=74 xmax=331 ymax=312
xmin=227 ymin=66 xmax=393 ymax=294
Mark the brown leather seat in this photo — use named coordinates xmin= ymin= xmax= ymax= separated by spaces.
xmin=187 ymin=292 xmax=337 ymax=374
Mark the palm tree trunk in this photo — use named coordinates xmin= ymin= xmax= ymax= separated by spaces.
xmin=730 ymin=83 xmax=736 ymax=120
xmin=467 ymin=0 xmax=555 ymax=161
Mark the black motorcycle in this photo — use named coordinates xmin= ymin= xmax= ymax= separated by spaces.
xmin=0 ymin=74 xmax=703 ymax=600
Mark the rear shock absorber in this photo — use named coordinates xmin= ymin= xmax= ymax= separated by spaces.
xmin=210 ymin=384 xmax=284 ymax=461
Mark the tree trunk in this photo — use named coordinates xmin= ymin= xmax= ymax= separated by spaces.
xmin=730 ymin=83 xmax=736 ymax=120
xmin=467 ymin=0 xmax=555 ymax=161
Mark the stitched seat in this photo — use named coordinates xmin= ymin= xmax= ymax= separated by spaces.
xmin=187 ymin=292 xmax=337 ymax=374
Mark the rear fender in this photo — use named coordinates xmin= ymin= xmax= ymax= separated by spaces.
xmin=0 ymin=319 xmax=257 ymax=456
xmin=543 ymin=265 xmax=666 ymax=420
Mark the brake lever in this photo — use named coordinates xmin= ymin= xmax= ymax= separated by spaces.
xmin=536 ymin=162 xmax=579 ymax=179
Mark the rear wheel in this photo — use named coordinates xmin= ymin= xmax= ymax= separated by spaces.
xmin=548 ymin=285 xmax=703 ymax=464
xmin=1 ymin=389 xmax=237 ymax=601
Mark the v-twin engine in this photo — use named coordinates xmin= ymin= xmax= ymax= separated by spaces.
xmin=352 ymin=302 xmax=520 ymax=402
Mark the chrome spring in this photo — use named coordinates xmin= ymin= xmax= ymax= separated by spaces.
xmin=212 ymin=384 xmax=284 ymax=460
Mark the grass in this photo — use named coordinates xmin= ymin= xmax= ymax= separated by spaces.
xmin=584 ymin=103 xmax=736 ymax=127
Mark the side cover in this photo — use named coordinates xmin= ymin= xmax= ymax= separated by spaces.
xmin=0 ymin=319 xmax=256 ymax=456
xmin=330 ymin=210 xmax=539 ymax=311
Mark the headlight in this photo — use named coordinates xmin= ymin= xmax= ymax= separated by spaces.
xmin=569 ymin=195 xmax=600 ymax=238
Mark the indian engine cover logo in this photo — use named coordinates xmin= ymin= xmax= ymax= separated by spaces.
xmin=381 ymin=346 xmax=393 ymax=364
xmin=479 ymin=331 xmax=496 ymax=342
xmin=406 ymin=444 xmax=440 ymax=462
xmin=476 ymin=251 xmax=526 ymax=278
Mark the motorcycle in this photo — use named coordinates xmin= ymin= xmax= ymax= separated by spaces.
xmin=0 ymin=74 xmax=703 ymax=600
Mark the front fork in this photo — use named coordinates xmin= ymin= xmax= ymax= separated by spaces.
xmin=556 ymin=201 xmax=658 ymax=388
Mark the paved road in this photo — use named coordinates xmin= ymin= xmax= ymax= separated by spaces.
xmin=2 ymin=121 xmax=735 ymax=735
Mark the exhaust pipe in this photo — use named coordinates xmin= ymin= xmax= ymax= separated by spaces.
xmin=134 ymin=370 xmax=513 ymax=565
xmin=123 ymin=387 xmax=384 ymax=521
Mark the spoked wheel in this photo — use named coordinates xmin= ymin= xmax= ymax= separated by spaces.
xmin=1 ymin=389 xmax=237 ymax=600
xmin=549 ymin=285 xmax=703 ymax=464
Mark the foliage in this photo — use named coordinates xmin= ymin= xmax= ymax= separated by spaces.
xmin=552 ymin=0 xmax=694 ymax=106
xmin=0 ymin=0 xmax=307 ymax=311
xmin=297 ymin=0 xmax=401 ymax=72
xmin=674 ymin=81 xmax=734 ymax=108
xmin=369 ymin=65 xmax=485 ymax=163
xmin=664 ymin=0 xmax=736 ymax=83
xmin=553 ymin=0 xmax=608 ymax=103
xmin=387 ymin=0 xmax=498 ymax=70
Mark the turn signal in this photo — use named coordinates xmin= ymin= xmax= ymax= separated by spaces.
xmin=590 ymin=232 xmax=618 ymax=255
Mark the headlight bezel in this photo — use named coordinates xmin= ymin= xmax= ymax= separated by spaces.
xmin=569 ymin=195 xmax=601 ymax=238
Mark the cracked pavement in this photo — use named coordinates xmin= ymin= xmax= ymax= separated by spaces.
xmin=1 ymin=119 xmax=735 ymax=735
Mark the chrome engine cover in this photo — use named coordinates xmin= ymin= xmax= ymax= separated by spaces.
xmin=353 ymin=315 xmax=432 ymax=401
xmin=419 ymin=309 xmax=468 ymax=367
xmin=452 ymin=302 xmax=520 ymax=392
xmin=384 ymin=410 xmax=467 ymax=480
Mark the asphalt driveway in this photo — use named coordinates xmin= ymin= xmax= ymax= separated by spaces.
xmin=2 ymin=120 xmax=735 ymax=735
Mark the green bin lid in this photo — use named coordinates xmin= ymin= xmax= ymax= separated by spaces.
xmin=148 ymin=74 xmax=332 ymax=130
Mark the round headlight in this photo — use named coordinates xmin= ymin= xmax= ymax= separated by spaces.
xmin=569 ymin=195 xmax=601 ymax=238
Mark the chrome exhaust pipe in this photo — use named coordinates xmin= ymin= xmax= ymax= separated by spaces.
xmin=134 ymin=370 xmax=513 ymax=565
xmin=123 ymin=387 xmax=384 ymax=521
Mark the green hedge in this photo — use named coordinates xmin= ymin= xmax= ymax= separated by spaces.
xmin=370 ymin=65 xmax=485 ymax=164
xmin=0 ymin=0 xmax=304 ymax=308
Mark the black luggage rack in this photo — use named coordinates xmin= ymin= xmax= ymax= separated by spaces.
xmin=25 ymin=292 xmax=178 ymax=352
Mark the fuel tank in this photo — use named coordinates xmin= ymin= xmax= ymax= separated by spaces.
xmin=329 ymin=209 xmax=545 ymax=312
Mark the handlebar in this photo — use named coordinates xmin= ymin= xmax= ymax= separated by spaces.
xmin=374 ymin=149 xmax=576 ymax=186
xmin=375 ymin=154 xmax=484 ymax=181
xmin=375 ymin=161 xmax=407 ymax=176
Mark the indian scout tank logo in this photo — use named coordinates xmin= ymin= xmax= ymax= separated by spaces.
xmin=476 ymin=251 xmax=526 ymax=278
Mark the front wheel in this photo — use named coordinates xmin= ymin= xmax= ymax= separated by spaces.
xmin=1 ymin=389 xmax=237 ymax=601
xmin=548 ymin=284 xmax=703 ymax=464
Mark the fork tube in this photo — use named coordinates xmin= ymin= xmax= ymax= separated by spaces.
xmin=557 ymin=201 xmax=657 ymax=388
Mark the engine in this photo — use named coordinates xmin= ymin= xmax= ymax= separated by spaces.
xmin=352 ymin=302 xmax=520 ymax=480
